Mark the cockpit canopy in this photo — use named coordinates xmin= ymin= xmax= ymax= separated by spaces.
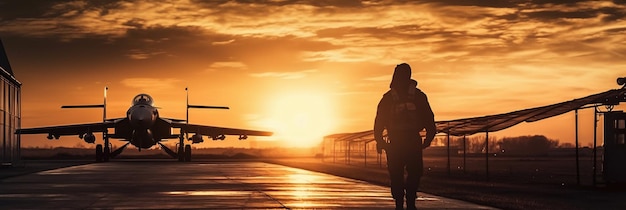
xmin=132 ymin=94 xmax=154 ymax=106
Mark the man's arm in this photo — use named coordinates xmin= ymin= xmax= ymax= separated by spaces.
xmin=374 ymin=95 xmax=389 ymax=153
xmin=418 ymin=92 xmax=437 ymax=149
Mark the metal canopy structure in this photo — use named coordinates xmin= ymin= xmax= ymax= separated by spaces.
xmin=437 ymin=88 xmax=626 ymax=136
xmin=327 ymin=88 xmax=626 ymax=140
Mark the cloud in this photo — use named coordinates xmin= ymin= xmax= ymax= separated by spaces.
xmin=211 ymin=39 xmax=235 ymax=45
xmin=205 ymin=62 xmax=248 ymax=71
xmin=125 ymin=49 xmax=167 ymax=60
xmin=250 ymin=69 xmax=317 ymax=79
xmin=121 ymin=78 xmax=181 ymax=91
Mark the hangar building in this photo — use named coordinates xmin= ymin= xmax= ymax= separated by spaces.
xmin=0 ymin=39 xmax=22 ymax=167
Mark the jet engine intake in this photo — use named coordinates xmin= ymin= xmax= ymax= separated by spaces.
xmin=238 ymin=135 xmax=248 ymax=140
xmin=83 ymin=132 xmax=96 ymax=143
xmin=189 ymin=134 xmax=204 ymax=144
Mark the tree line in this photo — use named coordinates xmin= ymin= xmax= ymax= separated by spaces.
xmin=432 ymin=135 xmax=562 ymax=156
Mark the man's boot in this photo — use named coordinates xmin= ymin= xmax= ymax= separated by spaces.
xmin=406 ymin=197 xmax=416 ymax=210
xmin=395 ymin=198 xmax=404 ymax=210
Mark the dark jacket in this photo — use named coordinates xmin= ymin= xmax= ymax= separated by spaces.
xmin=374 ymin=87 xmax=436 ymax=146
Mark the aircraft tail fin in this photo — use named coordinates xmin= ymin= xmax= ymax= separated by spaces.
xmin=61 ymin=86 xmax=108 ymax=122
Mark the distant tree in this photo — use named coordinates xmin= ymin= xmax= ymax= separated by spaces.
xmin=559 ymin=142 xmax=574 ymax=148
xmin=433 ymin=136 xmax=464 ymax=147
xmin=498 ymin=135 xmax=559 ymax=156
xmin=465 ymin=135 xmax=498 ymax=153
xmin=467 ymin=136 xmax=484 ymax=153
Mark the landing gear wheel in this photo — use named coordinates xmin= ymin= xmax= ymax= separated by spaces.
xmin=96 ymin=144 xmax=103 ymax=162
xmin=103 ymin=146 xmax=111 ymax=162
xmin=184 ymin=144 xmax=192 ymax=162
xmin=178 ymin=145 xmax=184 ymax=162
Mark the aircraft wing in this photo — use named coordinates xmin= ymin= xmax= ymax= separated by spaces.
xmin=160 ymin=117 xmax=187 ymax=123
xmin=17 ymin=122 xmax=114 ymax=136
xmin=172 ymin=122 xmax=273 ymax=137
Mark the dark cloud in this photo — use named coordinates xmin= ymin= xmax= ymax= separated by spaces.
xmin=522 ymin=7 xmax=626 ymax=23
xmin=598 ymin=7 xmax=626 ymax=22
xmin=412 ymin=0 xmax=520 ymax=8
xmin=316 ymin=25 xmax=453 ymax=44
xmin=2 ymin=25 xmax=216 ymax=78
xmin=192 ymin=0 xmax=367 ymax=7
xmin=0 ymin=0 xmax=124 ymax=20
xmin=529 ymin=0 xmax=592 ymax=5
xmin=0 ymin=0 xmax=69 ymax=20
xmin=3 ymin=21 xmax=340 ymax=78
xmin=524 ymin=10 xmax=598 ymax=20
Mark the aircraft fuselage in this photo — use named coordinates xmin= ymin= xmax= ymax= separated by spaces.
xmin=118 ymin=94 xmax=166 ymax=149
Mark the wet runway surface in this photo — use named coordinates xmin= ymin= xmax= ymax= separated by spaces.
xmin=0 ymin=161 xmax=496 ymax=209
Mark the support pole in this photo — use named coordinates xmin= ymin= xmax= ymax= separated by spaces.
xmin=333 ymin=140 xmax=336 ymax=163
xmin=486 ymin=131 xmax=490 ymax=181
xmin=346 ymin=141 xmax=351 ymax=165
xmin=364 ymin=142 xmax=368 ymax=167
xmin=463 ymin=135 xmax=467 ymax=174
xmin=447 ymin=131 xmax=451 ymax=175
xmin=593 ymin=106 xmax=598 ymax=186
xmin=321 ymin=140 xmax=325 ymax=163
xmin=575 ymin=109 xmax=580 ymax=185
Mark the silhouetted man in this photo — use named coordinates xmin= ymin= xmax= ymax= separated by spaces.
xmin=374 ymin=63 xmax=436 ymax=210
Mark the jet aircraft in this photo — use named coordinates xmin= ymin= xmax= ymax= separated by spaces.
xmin=17 ymin=88 xmax=272 ymax=162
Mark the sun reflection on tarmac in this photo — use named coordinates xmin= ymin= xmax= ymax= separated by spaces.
xmin=164 ymin=191 xmax=249 ymax=196
xmin=282 ymin=169 xmax=352 ymax=207
xmin=286 ymin=171 xmax=317 ymax=205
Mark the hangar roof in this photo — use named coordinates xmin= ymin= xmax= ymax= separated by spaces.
xmin=0 ymin=39 xmax=20 ymax=85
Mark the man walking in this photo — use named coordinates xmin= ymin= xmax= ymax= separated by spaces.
xmin=374 ymin=63 xmax=437 ymax=210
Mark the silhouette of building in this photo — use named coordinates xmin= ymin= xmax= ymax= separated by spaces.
xmin=0 ymin=39 xmax=21 ymax=166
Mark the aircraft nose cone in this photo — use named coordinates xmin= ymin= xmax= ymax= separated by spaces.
xmin=130 ymin=108 xmax=155 ymax=128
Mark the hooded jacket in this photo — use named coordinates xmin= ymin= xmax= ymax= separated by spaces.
xmin=374 ymin=64 xmax=436 ymax=146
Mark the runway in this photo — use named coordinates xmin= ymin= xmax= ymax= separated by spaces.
xmin=0 ymin=160 xmax=496 ymax=209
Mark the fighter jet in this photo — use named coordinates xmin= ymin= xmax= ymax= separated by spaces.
xmin=16 ymin=88 xmax=272 ymax=162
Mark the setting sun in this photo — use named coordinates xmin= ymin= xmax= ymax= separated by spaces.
xmin=262 ymin=91 xmax=336 ymax=147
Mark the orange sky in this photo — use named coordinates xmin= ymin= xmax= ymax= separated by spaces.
xmin=1 ymin=0 xmax=625 ymax=149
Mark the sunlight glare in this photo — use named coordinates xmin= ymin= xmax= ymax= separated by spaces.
xmin=265 ymin=90 xmax=336 ymax=147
